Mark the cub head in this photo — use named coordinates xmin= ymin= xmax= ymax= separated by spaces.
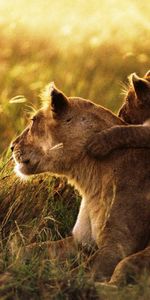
xmin=119 ymin=70 xmax=150 ymax=124
xmin=11 ymin=83 xmax=116 ymax=178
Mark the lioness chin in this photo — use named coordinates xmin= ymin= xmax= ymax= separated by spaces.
xmin=11 ymin=83 xmax=150 ymax=286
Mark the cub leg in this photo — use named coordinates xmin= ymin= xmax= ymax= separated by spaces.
xmin=109 ymin=246 xmax=150 ymax=286
xmin=87 ymin=125 xmax=150 ymax=159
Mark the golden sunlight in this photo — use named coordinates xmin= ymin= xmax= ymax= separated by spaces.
xmin=0 ymin=0 xmax=150 ymax=50
xmin=0 ymin=0 xmax=150 ymax=152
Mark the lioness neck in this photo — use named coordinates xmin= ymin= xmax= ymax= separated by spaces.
xmin=69 ymin=154 xmax=102 ymax=245
xmin=68 ymin=154 xmax=101 ymax=201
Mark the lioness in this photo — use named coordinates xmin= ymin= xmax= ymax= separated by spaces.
xmin=87 ymin=70 xmax=150 ymax=158
xmin=11 ymin=84 xmax=150 ymax=286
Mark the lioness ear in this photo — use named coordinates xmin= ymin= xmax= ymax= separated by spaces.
xmin=49 ymin=82 xmax=69 ymax=115
xmin=130 ymin=73 xmax=150 ymax=104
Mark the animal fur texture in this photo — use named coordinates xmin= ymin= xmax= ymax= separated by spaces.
xmin=87 ymin=70 xmax=150 ymax=158
xmin=11 ymin=83 xmax=150 ymax=286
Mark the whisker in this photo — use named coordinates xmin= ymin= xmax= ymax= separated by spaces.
xmin=49 ymin=143 xmax=63 ymax=151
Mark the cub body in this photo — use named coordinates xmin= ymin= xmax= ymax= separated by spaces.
xmin=87 ymin=71 xmax=150 ymax=158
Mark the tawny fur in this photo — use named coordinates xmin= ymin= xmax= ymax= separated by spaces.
xmin=11 ymin=83 xmax=150 ymax=286
xmin=87 ymin=70 xmax=150 ymax=158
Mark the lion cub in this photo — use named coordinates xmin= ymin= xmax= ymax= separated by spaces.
xmin=87 ymin=70 xmax=150 ymax=158
xmin=11 ymin=84 xmax=150 ymax=286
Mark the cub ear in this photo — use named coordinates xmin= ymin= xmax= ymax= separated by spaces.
xmin=144 ymin=70 xmax=150 ymax=78
xmin=130 ymin=73 xmax=150 ymax=104
xmin=49 ymin=82 xmax=69 ymax=115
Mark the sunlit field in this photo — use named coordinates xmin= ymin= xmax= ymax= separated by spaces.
xmin=0 ymin=0 xmax=150 ymax=153
xmin=0 ymin=0 xmax=150 ymax=298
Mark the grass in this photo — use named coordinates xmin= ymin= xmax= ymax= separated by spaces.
xmin=1 ymin=155 xmax=150 ymax=299
xmin=0 ymin=0 xmax=150 ymax=298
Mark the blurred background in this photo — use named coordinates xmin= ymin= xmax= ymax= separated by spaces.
xmin=0 ymin=0 xmax=149 ymax=153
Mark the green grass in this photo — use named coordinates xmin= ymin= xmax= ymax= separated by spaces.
xmin=0 ymin=0 xmax=150 ymax=298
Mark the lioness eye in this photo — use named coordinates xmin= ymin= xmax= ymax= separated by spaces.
xmin=66 ymin=118 xmax=72 ymax=123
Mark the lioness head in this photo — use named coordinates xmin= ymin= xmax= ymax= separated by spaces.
xmin=119 ymin=70 xmax=150 ymax=124
xmin=11 ymin=83 xmax=121 ymax=178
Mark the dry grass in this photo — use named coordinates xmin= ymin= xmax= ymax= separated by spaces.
xmin=1 ymin=154 xmax=150 ymax=300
